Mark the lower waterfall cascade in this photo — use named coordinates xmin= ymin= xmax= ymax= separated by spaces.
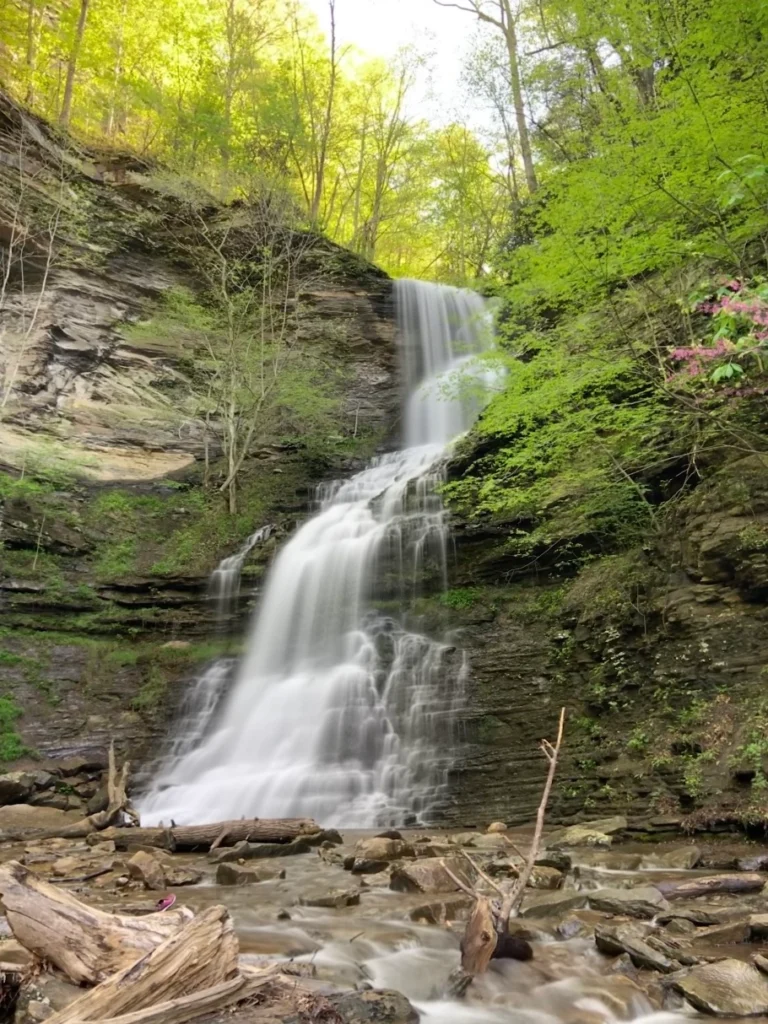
xmin=139 ymin=279 xmax=498 ymax=827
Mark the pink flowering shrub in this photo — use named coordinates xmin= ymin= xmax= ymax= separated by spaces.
xmin=667 ymin=277 xmax=768 ymax=385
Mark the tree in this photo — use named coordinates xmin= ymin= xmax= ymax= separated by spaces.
xmin=434 ymin=0 xmax=538 ymax=194
xmin=59 ymin=0 xmax=91 ymax=126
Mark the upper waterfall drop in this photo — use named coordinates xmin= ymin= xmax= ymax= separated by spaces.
xmin=139 ymin=279 xmax=498 ymax=828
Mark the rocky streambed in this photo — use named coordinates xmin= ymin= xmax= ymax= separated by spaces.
xmin=6 ymin=816 xmax=768 ymax=1023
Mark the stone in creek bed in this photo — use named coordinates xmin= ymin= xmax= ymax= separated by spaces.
xmin=486 ymin=821 xmax=507 ymax=833
xmin=658 ymin=904 xmax=749 ymax=927
xmin=326 ymin=989 xmax=419 ymax=1024
xmin=739 ymin=852 xmax=768 ymax=872
xmin=409 ymin=894 xmax=474 ymax=924
xmin=588 ymin=886 xmax=670 ymax=920
xmin=547 ymin=827 xmax=612 ymax=850
xmin=216 ymin=863 xmax=285 ymax=885
xmin=595 ymin=923 xmax=680 ymax=973
xmin=299 ymin=888 xmax=361 ymax=909
xmin=210 ymin=836 xmax=312 ymax=863
xmin=520 ymin=890 xmax=588 ymax=918
xmin=354 ymin=837 xmax=414 ymax=862
xmin=689 ymin=921 xmax=750 ymax=947
xmin=389 ymin=858 xmax=473 ymax=895
xmin=667 ymin=958 xmax=768 ymax=1015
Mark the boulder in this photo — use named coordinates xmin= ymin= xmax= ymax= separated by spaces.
xmin=0 ymin=772 xmax=36 ymax=806
xmin=354 ymin=837 xmax=414 ymax=862
xmin=163 ymin=863 xmax=202 ymax=886
xmin=216 ymin=862 xmax=285 ymax=885
xmin=669 ymin=959 xmax=768 ymax=1015
xmin=650 ymin=846 xmax=702 ymax=870
xmin=409 ymin=895 xmax=473 ymax=924
xmin=749 ymin=914 xmax=768 ymax=939
xmin=690 ymin=921 xmax=750 ymax=948
xmin=486 ymin=822 xmax=507 ymax=834
xmin=127 ymin=850 xmax=166 ymax=891
xmin=299 ymin=889 xmax=361 ymax=909
xmin=528 ymin=865 xmax=564 ymax=890
xmin=588 ymin=886 xmax=670 ymax=920
xmin=536 ymin=851 xmax=571 ymax=872
xmin=548 ymin=827 xmax=612 ymax=850
xmin=581 ymin=816 xmax=628 ymax=835
xmin=520 ymin=890 xmax=588 ymax=918
xmin=375 ymin=830 xmax=403 ymax=841
xmin=658 ymin=905 xmax=748 ymax=928
xmin=739 ymin=852 xmax=768 ymax=872
xmin=328 ymin=989 xmax=419 ymax=1024
xmin=389 ymin=858 xmax=473 ymax=894
xmin=595 ymin=923 xmax=679 ymax=974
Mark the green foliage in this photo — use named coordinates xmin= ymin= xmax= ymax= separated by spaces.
xmin=439 ymin=587 xmax=481 ymax=610
xmin=0 ymin=696 xmax=28 ymax=763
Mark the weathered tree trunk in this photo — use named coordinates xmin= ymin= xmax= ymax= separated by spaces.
xmin=46 ymin=905 xmax=239 ymax=1024
xmin=0 ymin=861 xmax=193 ymax=985
xmin=93 ymin=817 xmax=321 ymax=851
xmin=656 ymin=874 xmax=766 ymax=899
xmin=59 ymin=0 xmax=90 ymax=127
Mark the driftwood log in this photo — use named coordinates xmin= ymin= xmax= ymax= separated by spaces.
xmin=445 ymin=708 xmax=566 ymax=978
xmin=90 ymin=818 xmax=321 ymax=851
xmin=0 ymin=861 xmax=193 ymax=984
xmin=46 ymin=905 xmax=239 ymax=1024
xmin=656 ymin=874 xmax=766 ymax=899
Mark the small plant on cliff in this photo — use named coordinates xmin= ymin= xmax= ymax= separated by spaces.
xmin=0 ymin=696 xmax=28 ymax=762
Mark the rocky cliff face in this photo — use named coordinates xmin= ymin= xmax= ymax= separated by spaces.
xmin=443 ymin=433 xmax=768 ymax=833
xmin=0 ymin=92 xmax=397 ymax=795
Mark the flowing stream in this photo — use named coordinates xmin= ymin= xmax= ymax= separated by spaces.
xmin=140 ymin=279 xmax=497 ymax=827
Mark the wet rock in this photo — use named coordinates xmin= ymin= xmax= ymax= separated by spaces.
xmin=354 ymin=837 xmax=414 ymax=862
xmin=486 ymin=821 xmax=507 ymax=833
xmin=556 ymin=913 xmax=595 ymax=940
xmin=127 ymin=850 xmax=166 ymax=890
xmin=409 ymin=894 xmax=473 ymax=924
xmin=299 ymin=889 xmax=361 ymax=909
xmin=375 ymin=830 xmax=403 ymax=840
xmin=411 ymin=842 xmax=455 ymax=859
xmin=277 ymin=909 xmax=291 ymax=920
xmin=596 ymin=923 xmax=679 ymax=973
xmin=329 ymin=988 xmax=419 ymax=1024
xmin=389 ymin=858 xmax=473 ymax=894
xmin=520 ymin=890 xmax=588 ymax=918
xmin=86 ymin=785 xmax=108 ymax=816
xmin=215 ymin=864 xmax=284 ymax=888
xmin=486 ymin=858 xmax=521 ymax=878
xmin=754 ymin=954 xmax=768 ymax=976
xmin=528 ymin=865 xmax=564 ymax=890
xmin=536 ymin=851 xmax=571 ymax=872
xmin=351 ymin=859 xmax=390 ymax=874
xmin=658 ymin=904 xmax=747 ymax=927
xmin=0 ymin=772 xmax=36 ymax=806
xmin=739 ymin=852 xmax=768 ymax=872
xmin=493 ymin=933 xmax=533 ymax=961
xmin=581 ymin=816 xmax=628 ymax=835
xmin=210 ymin=837 xmax=312 ymax=863
xmin=584 ymin=852 xmax=643 ymax=871
xmin=588 ymin=886 xmax=670 ymax=920
xmin=318 ymin=845 xmax=345 ymax=866
xmin=651 ymin=846 xmax=702 ymax=870
xmin=690 ymin=921 xmax=750 ymax=948
xmin=548 ymin=827 xmax=612 ymax=850
xmin=468 ymin=833 xmax=509 ymax=852
xmin=668 ymin=958 xmax=768 ymax=1015
xmin=163 ymin=863 xmax=202 ymax=886
xmin=749 ymin=914 xmax=768 ymax=939
xmin=656 ymin=874 xmax=765 ymax=900
xmin=665 ymin=918 xmax=697 ymax=936
xmin=304 ymin=829 xmax=343 ymax=846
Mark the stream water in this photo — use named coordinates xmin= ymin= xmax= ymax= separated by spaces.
xmin=140 ymin=280 xmax=498 ymax=828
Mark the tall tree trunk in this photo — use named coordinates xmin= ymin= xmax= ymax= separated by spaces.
xmin=310 ymin=0 xmax=337 ymax=227
xmin=500 ymin=2 xmax=537 ymax=194
xmin=60 ymin=0 xmax=90 ymax=127
xmin=25 ymin=0 xmax=38 ymax=106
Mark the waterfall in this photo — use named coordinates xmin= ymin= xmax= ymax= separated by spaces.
xmin=140 ymin=279 xmax=497 ymax=827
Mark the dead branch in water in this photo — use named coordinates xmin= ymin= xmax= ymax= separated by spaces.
xmin=456 ymin=708 xmax=566 ymax=977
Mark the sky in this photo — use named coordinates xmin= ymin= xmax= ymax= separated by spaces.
xmin=302 ymin=0 xmax=480 ymax=125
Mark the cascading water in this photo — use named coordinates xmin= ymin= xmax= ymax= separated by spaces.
xmin=140 ymin=279 xmax=498 ymax=827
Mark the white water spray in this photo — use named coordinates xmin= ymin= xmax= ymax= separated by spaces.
xmin=140 ymin=280 xmax=497 ymax=827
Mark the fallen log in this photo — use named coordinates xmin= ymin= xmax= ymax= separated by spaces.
xmin=0 ymin=861 xmax=193 ymax=984
xmin=91 ymin=818 xmax=321 ymax=851
xmin=47 ymin=904 xmax=239 ymax=1024
xmin=656 ymin=874 xmax=766 ymax=899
